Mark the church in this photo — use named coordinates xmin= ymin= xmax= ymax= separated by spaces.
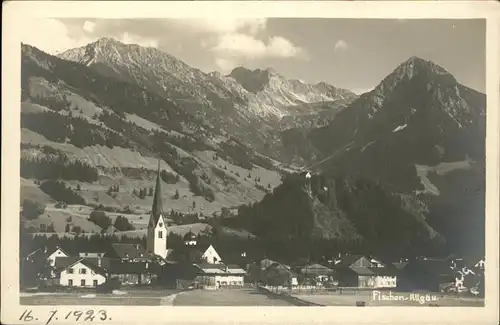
xmin=146 ymin=161 xmax=246 ymax=289
xmin=146 ymin=161 xmax=224 ymax=264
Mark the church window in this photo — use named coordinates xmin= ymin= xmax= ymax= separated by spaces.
xmin=159 ymin=222 xmax=163 ymax=227
xmin=158 ymin=231 xmax=163 ymax=238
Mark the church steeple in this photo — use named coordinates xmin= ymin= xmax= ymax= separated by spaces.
xmin=151 ymin=160 xmax=163 ymax=224
xmin=147 ymin=159 xmax=168 ymax=259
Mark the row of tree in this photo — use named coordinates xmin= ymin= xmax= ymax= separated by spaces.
xmin=21 ymin=156 xmax=99 ymax=182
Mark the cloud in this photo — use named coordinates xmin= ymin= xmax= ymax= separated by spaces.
xmin=210 ymin=33 xmax=307 ymax=60
xmin=214 ymin=58 xmax=236 ymax=73
xmin=20 ymin=18 xmax=160 ymax=54
xmin=173 ymin=18 xmax=267 ymax=35
xmin=20 ymin=18 xmax=94 ymax=54
xmin=118 ymin=32 xmax=158 ymax=48
xmin=334 ymin=39 xmax=348 ymax=52
xmin=83 ymin=21 xmax=96 ymax=33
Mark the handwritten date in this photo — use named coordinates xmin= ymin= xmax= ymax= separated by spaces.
xmin=19 ymin=309 xmax=110 ymax=324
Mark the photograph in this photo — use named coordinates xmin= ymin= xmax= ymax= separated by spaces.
xmin=2 ymin=1 xmax=499 ymax=325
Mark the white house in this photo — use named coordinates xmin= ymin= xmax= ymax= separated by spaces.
xmin=25 ymin=246 xmax=70 ymax=268
xmin=146 ymin=163 xmax=168 ymax=259
xmin=202 ymin=244 xmax=222 ymax=264
xmin=47 ymin=247 xmax=70 ymax=267
xmin=54 ymin=257 xmax=107 ymax=287
xmin=196 ymin=264 xmax=246 ymax=289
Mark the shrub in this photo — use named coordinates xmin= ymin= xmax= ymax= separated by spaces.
xmin=89 ymin=210 xmax=112 ymax=229
xmin=22 ymin=199 xmax=46 ymax=220
xmin=39 ymin=180 xmax=85 ymax=205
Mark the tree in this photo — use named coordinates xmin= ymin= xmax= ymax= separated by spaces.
xmin=173 ymin=189 xmax=180 ymax=200
xmin=72 ymin=226 xmax=83 ymax=235
xmin=148 ymin=187 xmax=154 ymax=196
xmin=22 ymin=200 xmax=45 ymax=220
xmin=192 ymin=201 xmax=196 ymax=209
xmin=65 ymin=223 xmax=71 ymax=233
xmin=89 ymin=210 xmax=112 ymax=229
xmin=46 ymin=223 xmax=56 ymax=232
xmin=114 ymin=216 xmax=135 ymax=231
xmin=76 ymin=184 xmax=81 ymax=191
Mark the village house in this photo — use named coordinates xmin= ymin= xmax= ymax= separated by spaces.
xmin=298 ymin=263 xmax=336 ymax=286
xmin=106 ymin=243 xmax=153 ymax=263
xmin=196 ymin=264 xmax=247 ymax=289
xmin=26 ymin=246 xmax=70 ymax=268
xmin=53 ymin=256 xmax=107 ymax=287
xmin=334 ymin=254 xmax=398 ymax=288
xmin=101 ymin=258 xmax=153 ymax=285
xmin=263 ymin=262 xmax=299 ymax=287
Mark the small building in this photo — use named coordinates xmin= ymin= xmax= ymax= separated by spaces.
xmin=102 ymin=258 xmax=153 ymax=285
xmin=26 ymin=246 xmax=70 ymax=268
xmin=264 ymin=262 xmax=298 ymax=287
xmin=54 ymin=256 xmax=107 ymax=287
xmin=299 ymin=263 xmax=335 ymax=285
xmin=196 ymin=264 xmax=246 ymax=289
xmin=106 ymin=243 xmax=153 ymax=263
xmin=336 ymin=265 xmax=397 ymax=288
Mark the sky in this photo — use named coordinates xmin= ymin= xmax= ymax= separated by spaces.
xmin=20 ymin=18 xmax=486 ymax=94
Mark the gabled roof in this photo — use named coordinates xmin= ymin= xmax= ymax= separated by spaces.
xmin=109 ymin=243 xmax=152 ymax=260
xmin=260 ymin=258 xmax=277 ymax=269
xmin=105 ymin=259 xmax=150 ymax=274
xmin=300 ymin=264 xmax=334 ymax=276
xmin=349 ymin=266 xmax=376 ymax=276
xmin=198 ymin=263 xmax=246 ymax=275
xmin=335 ymin=255 xmax=370 ymax=267
xmin=54 ymin=257 xmax=107 ymax=276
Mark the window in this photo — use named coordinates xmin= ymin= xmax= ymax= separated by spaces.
xmin=68 ymin=268 xmax=74 ymax=274
xmin=68 ymin=279 xmax=73 ymax=286
xmin=93 ymin=280 xmax=98 ymax=286
xmin=81 ymin=279 xmax=86 ymax=286
xmin=159 ymin=222 xmax=163 ymax=227
xmin=158 ymin=231 xmax=163 ymax=238
xmin=80 ymin=268 xmax=87 ymax=274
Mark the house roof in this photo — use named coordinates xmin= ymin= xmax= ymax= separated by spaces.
xmin=260 ymin=259 xmax=277 ymax=269
xmin=300 ymin=264 xmax=334 ymax=276
xmin=335 ymin=255 xmax=368 ymax=267
xmin=349 ymin=266 xmax=376 ymax=276
xmin=198 ymin=263 xmax=246 ymax=275
xmin=54 ymin=257 xmax=107 ymax=276
xmin=265 ymin=263 xmax=297 ymax=277
xmin=109 ymin=243 xmax=152 ymax=260
xmin=105 ymin=259 xmax=150 ymax=274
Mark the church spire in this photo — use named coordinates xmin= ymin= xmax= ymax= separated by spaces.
xmin=151 ymin=160 xmax=163 ymax=223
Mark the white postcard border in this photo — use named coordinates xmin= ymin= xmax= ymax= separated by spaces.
xmin=2 ymin=1 xmax=499 ymax=324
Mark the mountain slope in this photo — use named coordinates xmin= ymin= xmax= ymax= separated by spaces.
xmin=284 ymin=56 xmax=486 ymax=255
xmin=219 ymin=173 xmax=443 ymax=260
xmin=58 ymin=38 xmax=357 ymax=156
xmin=20 ymin=44 xmax=284 ymax=226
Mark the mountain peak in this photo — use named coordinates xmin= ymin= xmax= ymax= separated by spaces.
xmin=396 ymin=56 xmax=451 ymax=79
